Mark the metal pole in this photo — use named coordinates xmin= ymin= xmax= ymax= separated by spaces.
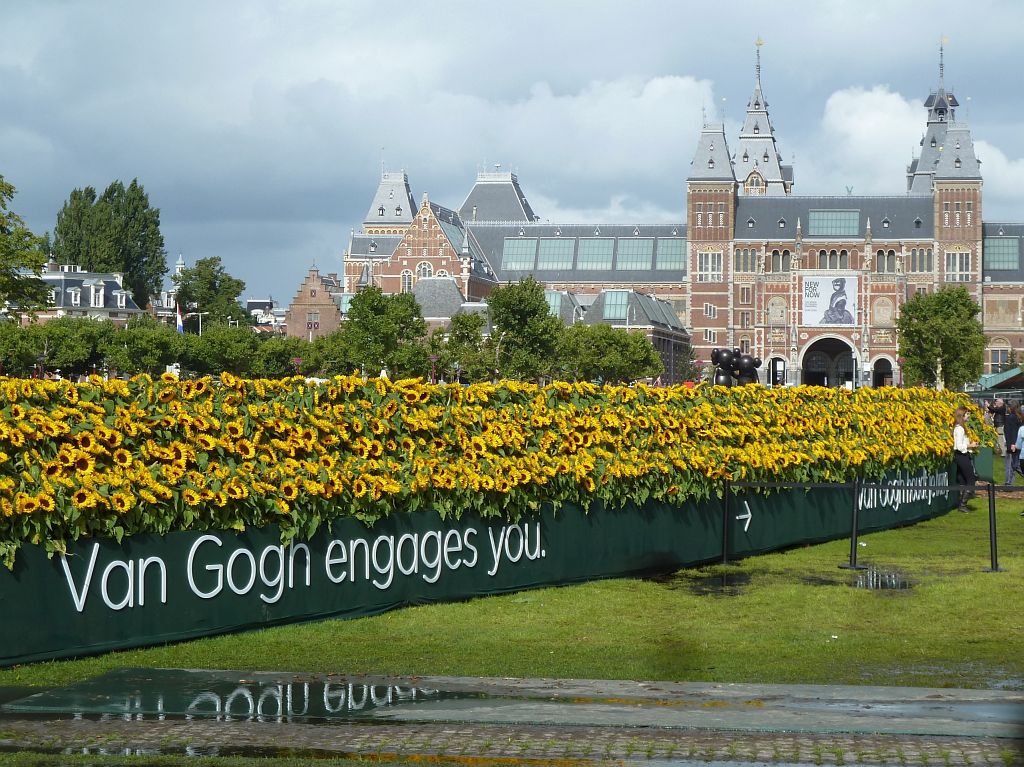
xmin=721 ymin=479 xmax=731 ymax=565
xmin=983 ymin=481 xmax=1003 ymax=572
xmin=839 ymin=478 xmax=867 ymax=570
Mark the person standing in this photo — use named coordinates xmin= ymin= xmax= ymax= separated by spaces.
xmin=1005 ymin=401 xmax=1022 ymax=484
xmin=953 ymin=405 xmax=978 ymax=512
xmin=987 ymin=398 xmax=1007 ymax=455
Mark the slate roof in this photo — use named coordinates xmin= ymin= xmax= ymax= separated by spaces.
xmin=933 ymin=124 xmax=982 ymax=181
xmin=586 ymin=290 xmax=688 ymax=334
xmin=733 ymin=68 xmax=788 ymax=195
xmin=734 ymin=196 xmax=934 ymax=241
xmin=465 ymin=222 xmax=687 ymax=284
xmin=458 ymin=170 xmax=538 ymax=223
xmin=348 ymin=233 xmax=403 ymax=259
xmin=363 ymin=172 xmax=417 ymax=228
xmin=688 ymin=124 xmax=735 ymax=182
xmin=412 ymin=277 xmax=467 ymax=319
xmin=36 ymin=267 xmax=142 ymax=315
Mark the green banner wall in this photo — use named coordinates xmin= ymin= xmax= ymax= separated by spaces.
xmin=0 ymin=470 xmax=954 ymax=666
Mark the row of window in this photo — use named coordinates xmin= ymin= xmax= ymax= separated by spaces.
xmin=49 ymin=287 xmax=127 ymax=309
xmin=692 ymin=203 xmax=727 ymax=228
xmin=941 ymin=201 xmax=973 ymax=228
xmin=502 ymin=237 xmax=687 ymax=272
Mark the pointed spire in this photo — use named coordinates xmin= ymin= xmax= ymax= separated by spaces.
xmin=939 ymin=34 xmax=948 ymax=89
xmin=755 ymin=35 xmax=764 ymax=85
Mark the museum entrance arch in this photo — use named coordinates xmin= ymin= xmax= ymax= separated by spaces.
xmin=872 ymin=358 xmax=894 ymax=387
xmin=801 ymin=338 xmax=858 ymax=388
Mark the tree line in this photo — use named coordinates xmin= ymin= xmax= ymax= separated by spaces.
xmin=0 ymin=279 xmax=679 ymax=384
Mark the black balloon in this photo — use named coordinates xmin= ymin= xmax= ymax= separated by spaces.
xmin=710 ymin=348 xmax=762 ymax=386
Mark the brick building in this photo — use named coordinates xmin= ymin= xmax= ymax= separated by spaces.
xmin=335 ymin=47 xmax=1022 ymax=386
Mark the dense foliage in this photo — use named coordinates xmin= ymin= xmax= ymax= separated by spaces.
xmin=52 ymin=180 xmax=167 ymax=309
xmin=0 ymin=175 xmax=49 ymax=316
xmin=0 ymin=374 xmax=990 ymax=568
xmin=896 ymin=287 xmax=987 ymax=389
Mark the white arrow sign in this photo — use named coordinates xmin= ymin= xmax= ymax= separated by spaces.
xmin=736 ymin=501 xmax=753 ymax=532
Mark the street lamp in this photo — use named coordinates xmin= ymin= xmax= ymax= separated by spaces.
xmin=429 ymin=354 xmax=437 ymax=384
xmin=897 ymin=357 xmax=904 ymax=388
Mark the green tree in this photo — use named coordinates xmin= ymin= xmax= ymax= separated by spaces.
xmin=344 ymin=287 xmax=428 ymax=378
xmin=428 ymin=311 xmax=491 ymax=383
xmin=485 ymin=277 xmax=564 ymax=382
xmin=101 ymin=315 xmax=184 ymax=376
xmin=0 ymin=174 xmax=48 ymax=316
xmin=557 ymin=323 xmax=665 ymax=383
xmin=181 ymin=324 xmax=260 ymax=377
xmin=52 ymin=179 xmax=168 ymax=309
xmin=25 ymin=317 xmax=116 ymax=377
xmin=173 ymin=256 xmax=248 ymax=331
xmin=251 ymin=335 xmax=311 ymax=378
xmin=0 ymin=320 xmax=39 ymax=376
xmin=896 ymin=286 xmax=986 ymax=389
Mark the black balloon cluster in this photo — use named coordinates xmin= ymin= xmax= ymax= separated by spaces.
xmin=710 ymin=347 xmax=763 ymax=386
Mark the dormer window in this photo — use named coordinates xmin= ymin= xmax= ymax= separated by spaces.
xmin=742 ymin=151 xmax=749 ymax=162
xmin=70 ymin=289 xmax=81 ymax=307
xmin=778 ymin=218 xmax=786 ymax=229
xmin=882 ymin=218 xmax=890 ymax=229
xmin=763 ymin=151 xmax=769 ymax=163
xmin=954 ymin=157 xmax=962 ymax=168
xmin=633 ymin=227 xmax=641 ymax=236
xmin=395 ymin=205 xmax=402 ymax=216
xmin=747 ymin=218 xmax=755 ymax=228
xmin=707 ymin=158 xmax=715 ymax=169
xmin=753 ymin=123 xmax=760 ymax=134
xmin=554 ymin=227 xmax=561 ymax=236
xmin=91 ymin=285 xmax=104 ymax=308
xmin=369 ymin=241 xmax=377 ymax=253
xmin=389 ymin=189 xmax=394 ymax=199
xmin=914 ymin=217 xmax=923 ymax=229
xmin=116 ymin=292 xmax=126 ymax=309
xmin=930 ymin=137 xmax=937 ymax=147
xmin=48 ymin=289 xmax=56 ymax=305
xmin=378 ymin=206 xmax=385 ymax=216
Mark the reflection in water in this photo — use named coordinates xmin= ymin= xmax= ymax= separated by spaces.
xmin=2 ymin=668 xmax=454 ymax=722
xmin=853 ymin=566 xmax=912 ymax=591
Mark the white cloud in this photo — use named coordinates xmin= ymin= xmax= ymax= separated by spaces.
xmin=799 ymin=86 xmax=922 ymax=197
xmin=973 ymin=141 xmax=1024 ymax=221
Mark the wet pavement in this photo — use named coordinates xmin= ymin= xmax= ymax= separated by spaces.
xmin=1 ymin=669 xmax=1022 ymax=765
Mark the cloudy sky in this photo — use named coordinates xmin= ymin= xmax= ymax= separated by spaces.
xmin=3 ymin=1 xmax=1023 ymax=302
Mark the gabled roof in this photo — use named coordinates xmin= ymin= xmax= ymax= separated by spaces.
xmin=458 ymin=169 xmax=538 ymax=223
xmin=733 ymin=50 xmax=789 ymax=196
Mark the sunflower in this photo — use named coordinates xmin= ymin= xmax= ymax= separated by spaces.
xmin=352 ymin=478 xmax=369 ymax=498
xmin=112 ymin=448 xmax=133 ymax=468
xmin=182 ymin=487 xmax=203 ymax=506
xmin=111 ymin=491 xmax=135 ymax=513
xmin=195 ymin=433 xmax=217 ymax=451
xmin=235 ymin=438 xmax=257 ymax=460
xmin=280 ymin=480 xmax=299 ymax=501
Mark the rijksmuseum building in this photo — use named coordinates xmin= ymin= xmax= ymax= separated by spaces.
xmin=328 ymin=50 xmax=1024 ymax=387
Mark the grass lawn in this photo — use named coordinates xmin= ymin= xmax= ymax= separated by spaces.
xmin=2 ymin=493 xmax=1022 ymax=691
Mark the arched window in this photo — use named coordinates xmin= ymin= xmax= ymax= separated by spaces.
xmin=400 ymin=270 xmax=413 ymax=293
xmin=378 ymin=206 xmax=385 ymax=216
xmin=818 ymin=250 xmax=827 ymax=269
xmin=437 ymin=270 xmax=449 ymax=277
xmin=829 ymin=250 xmax=839 ymax=270
xmin=839 ymin=250 xmax=849 ymax=269
xmin=416 ymin=261 xmax=433 ymax=279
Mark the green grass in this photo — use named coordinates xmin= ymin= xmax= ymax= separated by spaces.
xmin=2 ymin=495 xmax=1022 ymax=691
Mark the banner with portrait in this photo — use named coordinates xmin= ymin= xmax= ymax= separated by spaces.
xmin=802 ymin=275 xmax=858 ymax=327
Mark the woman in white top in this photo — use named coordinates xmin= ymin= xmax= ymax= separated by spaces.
xmin=953 ymin=405 xmax=978 ymax=511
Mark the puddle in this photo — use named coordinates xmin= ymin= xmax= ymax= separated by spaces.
xmin=851 ymin=566 xmax=913 ymax=591
xmin=1 ymin=668 xmax=487 ymax=722
xmin=645 ymin=570 xmax=752 ymax=596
